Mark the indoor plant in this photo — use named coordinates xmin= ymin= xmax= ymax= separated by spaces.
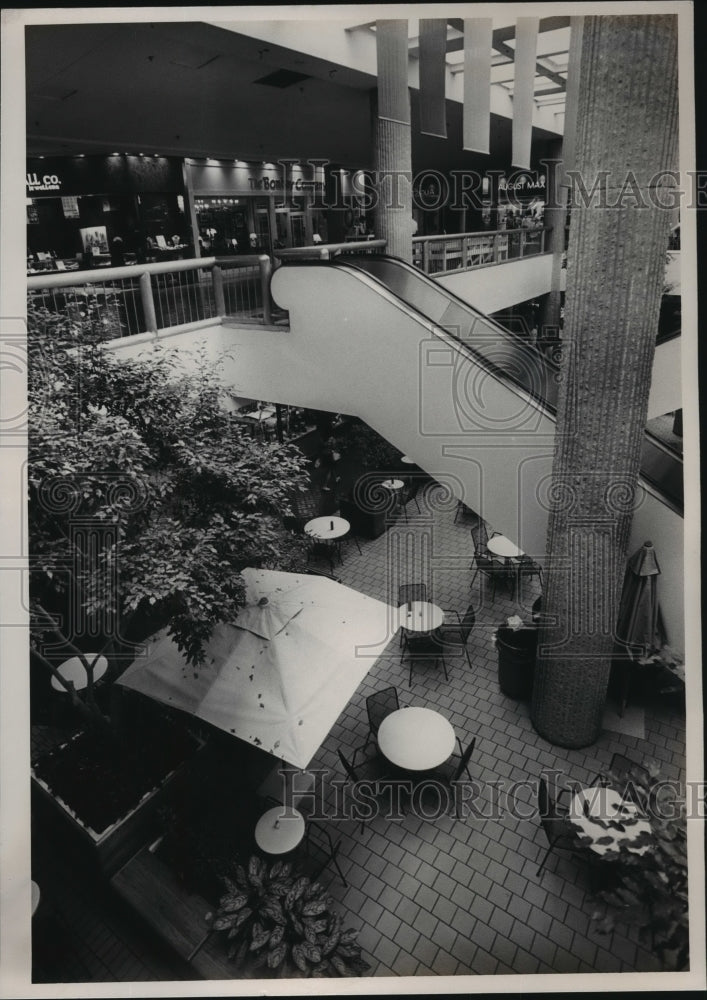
xmin=590 ymin=762 xmax=689 ymax=971
xmin=208 ymin=855 xmax=370 ymax=978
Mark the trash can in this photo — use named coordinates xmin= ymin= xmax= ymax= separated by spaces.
xmin=496 ymin=626 xmax=538 ymax=700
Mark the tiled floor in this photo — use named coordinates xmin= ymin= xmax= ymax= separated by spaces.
xmin=31 ymin=479 xmax=686 ymax=982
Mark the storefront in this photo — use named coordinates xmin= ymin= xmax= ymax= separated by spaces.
xmin=495 ymin=169 xmax=547 ymax=230
xmin=186 ymin=159 xmax=337 ymax=254
xmin=26 ymin=155 xmax=190 ymax=271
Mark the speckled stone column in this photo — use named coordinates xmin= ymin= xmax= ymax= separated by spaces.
xmin=373 ymin=21 xmax=413 ymax=263
xmin=531 ymin=15 xmax=678 ymax=748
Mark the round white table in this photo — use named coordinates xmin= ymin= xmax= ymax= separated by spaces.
xmin=381 ymin=478 xmax=404 ymax=491
xmin=569 ymin=787 xmax=652 ymax=856
xmin=378 ymin=707 xmax=456 ymax=771
xmin=486 ymin=535 xmax=524 ymax=560
xmin=304 ymin=516 xmax=350 ymax=541
xmin=398 ymin=601 xmax=444 ymax=633
xmin=400 ymin=456 xmax=416 ymax=465
xmin=254 ymin=806 xmax=306 ymax=855
xmin=51 ymin=654 xmax=108 ymax=692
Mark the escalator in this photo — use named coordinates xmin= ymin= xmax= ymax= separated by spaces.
xmin=334 ymin=253 xmax=683 ymax=515
xmin=264 ymin=251 xmax=684 ymax=640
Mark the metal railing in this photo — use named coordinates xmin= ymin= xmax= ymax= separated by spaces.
xmin=412 ymin=228 xmax=549 ymax=275
xmin=274 ymin=239 xmax=387 ymax=262
xmin=27 ymin=255 xmax=278 ymax=339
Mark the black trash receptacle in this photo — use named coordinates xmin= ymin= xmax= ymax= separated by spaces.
xmin=496 ymin=626 xmax=537 ymax=700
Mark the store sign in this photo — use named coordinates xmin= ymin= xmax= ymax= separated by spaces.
xmin=26 ymin=171 xmax=62 ymax=193
xmin=498 ymin=172 xmax=546 ymax=193
xmin=190 ymin=160 xmax=325 ymax=198
xmin=247 ymin=176 xmax=324 ymax=192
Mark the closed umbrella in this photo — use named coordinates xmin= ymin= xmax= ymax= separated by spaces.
xmin=615 ymin=540 xmax=667 ymax=655
xmin=117 ymin=568 xmax=396 ymax=768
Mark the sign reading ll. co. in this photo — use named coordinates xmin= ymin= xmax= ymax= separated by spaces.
xmin=26 ymin=172 xmax=62 ymax=193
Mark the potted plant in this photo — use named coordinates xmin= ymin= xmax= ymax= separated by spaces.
xmin=495 ymin=614 xmax=538 ymax=700
xmin=208 ymin=856 xmax=370 ymax=978
xmin=590 ymin=762 xmax=688 ymax=971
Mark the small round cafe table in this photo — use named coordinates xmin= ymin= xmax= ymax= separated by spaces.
xmin=397 ymin=601 xmax=444 ymax=634
xmin=304 ymin=516 xmax=350 ymax=541
xmin=51 ymin=654 xmax=108 ymax=692
xmin=569 ymin=787 xmax=652 ymax=857
xmin=486 ymin=534 xmax=524 ymax=560
xmin=254 ymin=806 xmax=306 ymax=855
xmin=377 ymin=706 xmax=456 ymax=771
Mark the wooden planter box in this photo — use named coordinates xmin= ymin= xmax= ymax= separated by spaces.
xmin=339 ymin=495 xmax=387 ymax=540
xmin=31 ymin=734 xmax=204 ymax=877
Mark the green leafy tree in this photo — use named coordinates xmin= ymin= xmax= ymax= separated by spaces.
xmin=28 ymin=304 xmax=309 ymax=721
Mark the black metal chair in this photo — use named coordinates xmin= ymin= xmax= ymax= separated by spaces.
xmin=470 ymin=519 xmax=499 ymax=555
xmin=536 ymin=776 xmax=586 ymax=876
xmin=412 ymin=737 xmax=476 ymax=819
xmin=364 ymin=686 xmax=400 ymax=751
xmin=337 ymin=747 xmax=398 ymax=833
xmin=454 ymin=501 xmax=480 ymax=525
xmin=299 ymin=819 xmax=348 ymax=886
xmin=469 ymin=550 xmax=504 ymax=600
xmin=402 ymin=631 xmax=448 ymax=687
xmin=399 ymin=477 xmax=422 ymax=520
xmin=434 ymin=605 xmax=476 ymax=668
xmin=590 ymin=752 xmax=651 ymax=806
xmin=436 ymin=736 xmax=476 ymax=786
xmin=515 ymin=554 xmax=544 ymax=599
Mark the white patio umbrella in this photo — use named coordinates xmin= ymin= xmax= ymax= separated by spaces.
xmin=117 ymin=568 xmax=397 ymax=768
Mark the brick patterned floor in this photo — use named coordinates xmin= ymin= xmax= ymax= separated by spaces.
xmin=300 ymin=482 xmax=684 ymax=977
xmin=31 ymin=479 xmax=686 ymax=981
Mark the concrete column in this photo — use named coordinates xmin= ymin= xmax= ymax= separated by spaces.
xmin=372 ymin=21 xmax=413 ymax=262
xmin=538 ymin=137 xmax=563 ymax=338
xmin=540 ymin=18 xmax=584 ymax=336
xmin=531 ymin=15 xmax=678 ymax=747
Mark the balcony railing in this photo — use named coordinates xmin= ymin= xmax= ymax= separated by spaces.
xmin=412 ymin=228 xmax=549 ymax=275
xmin=27 ymin=255 xmax=280 ymax=340
xmin=274 ymin=239 xmax=387 ymax=261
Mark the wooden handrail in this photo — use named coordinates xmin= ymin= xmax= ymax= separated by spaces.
xmin=412 ymin=227 xmax=549 ymax=244
xmin=275 ymin=239 xmax=387 ymax=260
xmin=27 ymin=256 xmax=218 ymax=290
